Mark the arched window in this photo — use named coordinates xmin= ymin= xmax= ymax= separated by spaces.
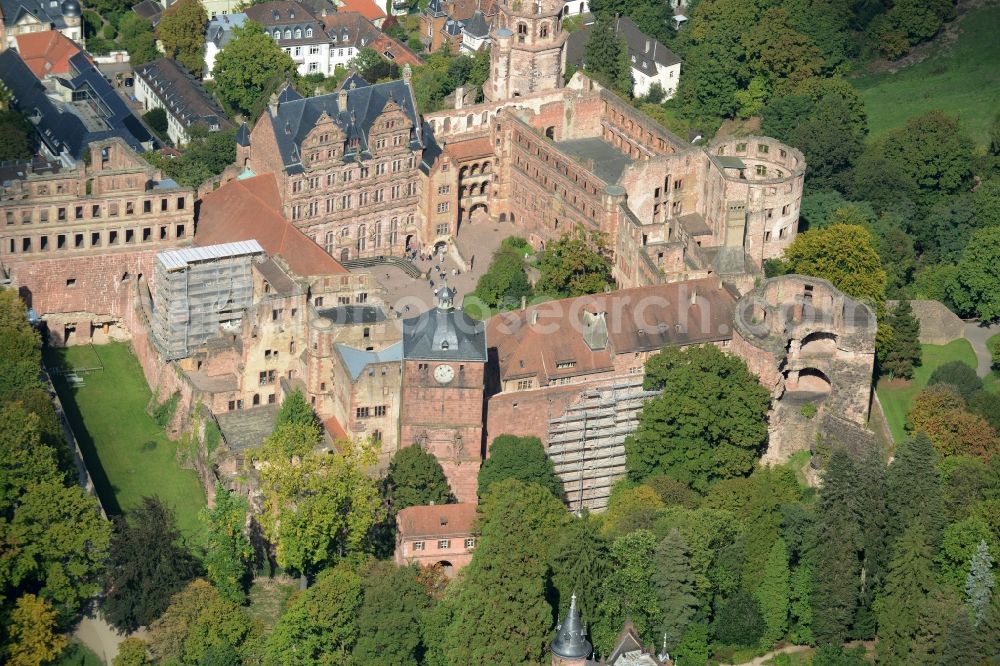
xmin=517 ymin=22 xmax=527 ymax=43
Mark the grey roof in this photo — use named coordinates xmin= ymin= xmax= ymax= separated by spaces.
xmin=554 ymin=137 xmax=634 ymax=185
xmin=132 ymin=0 xmax=163 ymax=25
xmin=335 ymin=342 xmax=403 ymax=380
xmin=0 ymin=0 xmax=74 ymax=30
xmin=265 ymin=77 xmax=423 ymax=174
xmin=157 ymin=240 xmax=264 ymax=271
xmin=463 ymin=9 xmax=489 ymax=37
xmin=339 ymin=71 xmax=370 ymax=90
xmin=551 ymin=593 xmax=592 ymax=659
xmin=444 ymin=18 xmax=463 ymax=36
xmin=713 ymin=155 xmax=746 ymax=170
xmin=277 ymin=83 xmax=303 ymax=104
xmin=215 ymin=405 xmax=279 ymax=452
xmin=0 ymin=49 xmax=154 ymax=160
xmin=317 ymin=305 xmax=386 ymax=325
xmin=565 ymin=16 xmax=680 ymax=73
xmin=206 ymin=12 xmax=247 ymax=49
xmin=236 ymin=122 xmax=251 ymax=146
xmin=136 ymin=58 xmax=234 ymax=133
xmin=402 ymin=301 xmax=487 ymax=362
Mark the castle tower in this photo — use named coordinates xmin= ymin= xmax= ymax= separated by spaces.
xmin=485 ymin=0 xmax=568 ymax=102
xmin=399 ymin=288 xmax=487 ymax=503
xmin=550 ymin=593 xmax=592 ymax=666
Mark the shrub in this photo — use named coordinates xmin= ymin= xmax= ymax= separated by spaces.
xmin=800 ymin=402 xmax=818 ymax=419
xmin=989 ymin=334 xmax=1000 ymax=371
xmin=153 ymin=393 xmax=180 ymax=428
xmin=143 ymin=108 xmax=169 ymax=138
xmin=928 ymin=360 xmax=982 ymax=402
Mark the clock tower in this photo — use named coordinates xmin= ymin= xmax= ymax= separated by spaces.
xmin=400 ymin=288 xmax=488 ymax=503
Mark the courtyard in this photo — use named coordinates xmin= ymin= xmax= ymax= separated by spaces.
xmin=46 ymin=342 xmax=207 ymax=543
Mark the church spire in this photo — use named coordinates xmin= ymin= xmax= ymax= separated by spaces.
xmin=550 ymin=593 xmax=592 ymax=660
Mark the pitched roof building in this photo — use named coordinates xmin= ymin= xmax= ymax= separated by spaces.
xmin=395 ymin=503 xmax=479 ymax=574
xmin=134 ymin=57 xmax=233 ymax=145
xmin=0 ymin=0 xmax=82 ymax=48
xmin=13 ymin=29 xmax=78 ymax=77
xmin=203 ymin=12 xmax=247 ymax=80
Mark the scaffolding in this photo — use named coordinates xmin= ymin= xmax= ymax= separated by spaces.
xmin=546 ymin=376 xmax=660 ymax=513
xmin=150 ymin=241 xmax=264 ymax=360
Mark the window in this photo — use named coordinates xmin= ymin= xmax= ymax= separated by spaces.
xmin=437 ymin=185 xmax=450 ymax=195
xmin=413 ymin=541 xmax=424 ymax=551
xmin=308 ymin=62 xmax=318 ymax=72
xmin=782 ymin=204 xmax=790 ymax=215
xmin=66 ymin=278 xmax=76 ymax=287
xmin=356 ymin=407 xmax=370 ymax=418
xmin=436 ymin=223 xmax=449 ymax=235
xmin=437 ymin=202 xmax=450 ymax=213
xmin=374 ymin=405 xmax=386 ymax=416
xmin=555 ymin=361 xmax=576 ymax=369
xmin=755 ymin=165 xmax=767 ymax=176
xmin=673 ymin=179 xmax=683 ymax=190
xmin=758 ymin=143 xmax=769 ymax=153
xmin=465 ymin=538 xmax=476 ymax=548
xmin=438 ymin=539 xmax=451 ymax=549
xmin=516 ymin=379 xmax=533 ymax=391
xmin=766 ymin=208 xmax=773 ymax=219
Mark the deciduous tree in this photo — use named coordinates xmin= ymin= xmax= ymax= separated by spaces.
xmin=953 ymin=226 xmax=1000 ymax=322
xmin=157 ymin=0 xmax=208 ymax=77
xmin=536 ymin=225 xmax=613 ymax=298
xmin=0 ymin=289 xmax=41 ymax=402
xmin=928 ymin=360 xmax=982 ymax=401
xmin=5 ymin=594 xmax=67 ymax=666
xmin=213 ymin=22 xmax=297 ymax=116
xmin=479 ymin=434 xmax=563 ymax=500
xmin=265 ymin=564 xmax=361 ymax=664
xmin=593 ymin=530 xmax=661 ymax=654
xmin=200 ymin=482 xmax=252 ymax=603
xmin=713 ymin=590 xmax=765 ymax=648
xmin=386 ymin=445 xmax=453 ymax=510
xmin=113 ymin=638 xmax=151 ymax=666
xmin=906 ymin=385 xmax=999 ymax=460
xmin=625 ymin=345 xmax=770 ymax=490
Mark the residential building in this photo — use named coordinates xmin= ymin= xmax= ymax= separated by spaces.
xmin=202 ymin=0 xmax=243 ymax=19
xmin=337 ymin=0 xmax=386 ymax=27
xmin=0 ymin=0 xmax=82 ymax=48
xmin=395 ymin=503 xmax=478 ymax=575
xmin=245 ymin=1 xmax=333 ymax=76
xmin=203 ymin=12 xmax=246 ymax=79
xmin=238 ymin=74 xmax=426 ymax=261
xmin=460 ymin=9 xmax=490 ymax=52
xmin=0 ymin=49 xmax=156 ymax=164
xmin=13 ymin=29 xmax=78 ymax=77
xmin=420 ymin=0 xmax=495 ymax=53
xmin=319 ymin=9 xmax=380 ymax=72
xmin=565 ymin=16 xmax=681 ymax=98
xmin=134 ymin=57 xmax=234 ymax=145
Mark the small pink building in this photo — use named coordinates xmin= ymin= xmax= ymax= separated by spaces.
xmin=394 ymin=503 xmax=478 ymax=576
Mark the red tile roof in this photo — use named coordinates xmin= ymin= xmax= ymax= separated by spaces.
xmin=323 ymin=415 xmax=349 ymax=441
xmin=396 ymin=502 xmax=479 ymax=539
xmin=370 ymin=33 xmax=425 ymax=67
xmin=196 ymin=174 xmax=348 ymax=277
xmin=338 ymin=0 xmax=386 ymax=22
xmin=14 ymin=31 xmax=81 ymax=78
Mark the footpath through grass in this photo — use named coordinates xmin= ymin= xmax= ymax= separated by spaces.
xmin=852 ymin=3 xmax=1000 ymax=148
xmin=876 ymin=338 xmax=979 ymax=444
xmin=47 ymin=342 xmax=207 ymax=543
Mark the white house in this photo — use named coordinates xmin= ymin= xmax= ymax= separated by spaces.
xmin=134 ymin=57 xmax=234 ymax=145
xmin=244 ymin=1 xmax=333 ymax=76
xmin=203 ymin=12 xmax=246 ymax=80
xmin=459 ymin=9 xmax=490 ymax=53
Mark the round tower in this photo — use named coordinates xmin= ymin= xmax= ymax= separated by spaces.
xmin=485 ymin=0 xmax=568 ymax=102
xmin=550 ymin=593 xmax=592 ymax=666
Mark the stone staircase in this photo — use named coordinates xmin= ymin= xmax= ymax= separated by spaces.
xmin=341 ymin=255 xmax=422 ymax=278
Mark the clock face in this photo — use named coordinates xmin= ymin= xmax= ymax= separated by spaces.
xmin=433 ymin=364 xmax=455 ymax=384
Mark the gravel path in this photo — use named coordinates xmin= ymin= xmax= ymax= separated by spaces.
xmin=964 ymin=321 xmax=998 ymax=378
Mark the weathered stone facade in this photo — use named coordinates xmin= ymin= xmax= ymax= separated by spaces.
xmin=732 ymin=275 xmax=877 ymax=464
xmin=485 ymin=0 xmax=567 ymax=102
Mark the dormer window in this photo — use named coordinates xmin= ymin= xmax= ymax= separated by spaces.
xmin=284 ymin=29 xmax=292 ymax=39
xmin=440 ymin=341 xmax=449 ymax=350
xmin=306 ymin=27 xmax=312 ymax=37
xmin=294 ymin=28 xmax=301 ymax=38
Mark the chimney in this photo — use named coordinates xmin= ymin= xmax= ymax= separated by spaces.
xmin=403 ymin=63 xmax=412 ymax=85
xmin=338 ymin=87 xmax=348 ymax=109
xmin=268 ymin=91 xmax=279 ymax=116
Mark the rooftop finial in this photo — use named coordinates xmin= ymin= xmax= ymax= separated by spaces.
xmin=550 ymin=591 xmax=592 ymax=660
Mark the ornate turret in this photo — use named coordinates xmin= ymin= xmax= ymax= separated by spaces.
xmin=551 ymin=593 xmax=591 ymax=666
xmin=437 ymin=286 xmax=456 ymax=310
xmin=485 ymin=0 xmax=568 ymax=101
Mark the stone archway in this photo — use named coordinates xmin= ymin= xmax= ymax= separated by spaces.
xmin=437 ymin=560 xmax=454 ymax=577
xmin=469 ymin=202 xmax=489 ymax=224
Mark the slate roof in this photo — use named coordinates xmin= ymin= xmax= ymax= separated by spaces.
xmin=396 ymin=503 xmax=478 ymax=539
xmin=265 ymin=77 xmax=422 ymax=174
xmin=321 ymin=9 xmax=379 ymax=47
xmin=462 ymin=9 xmax=489 ymax=37
xmin=317 ymin=305 xmax=386 ymax=325
xmin=132 ymin=0 xmax=163 ymax=25
xmin=205 ymin=12 xmax=246 ymax=49
xmin=554 ymin=137 xmax=634 ymax=185
xmin=14 ymin=30 xmax=79 ymax=78
xmin=566 ymin=16 xmax=680 ymax=74
xmin=196 ymin=174 xmax=348 ymax=278
xmin=135 ymin=58 xmax=233 ymax=133
xmin=335 ymin=341 xmax=403 ymax=380
xmin=0 ymin=0 xmax=74 ymax=31
xmin=0 ymin=49 xmax=153 ymax=161
xmin=235 ymin=122 xmax=250 ymax=146
xmin=402 ymin=301 xmax=487 ymax=362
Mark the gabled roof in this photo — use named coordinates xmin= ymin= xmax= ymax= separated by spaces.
xmin=396 ymin=503 xmax=478 ymax=539
xmin=338 ymin=0 xmax=386 ymax=22
xmin=195 ymin=174 xmax=348 ymax=278
xmin=565 ymin=16 xmax=680 ymax=73
xmin=335 ymin=341 xmax=403 ymax=380
xmin=320 ymin=9 xmax=379 ymax=47
xmin=132 ymin=0 xmax=163 ymax=25
xmin=135 ymin=58 xmax=233 ymax=133
xmin=205 ymin=12 xmax=247 ymax=48
xmin=462 ymin=9 xmax=489 ymax=38
xmin=14 ymin=30 xmax=79 ymax=78
xmin=486 ymin=278 xmax=738 ymax=383
xmin=265 ymin=77 xmax=422 ymax=174
xmin=0 ymin=0 xmax=73 ymax=30
xmin=370 ymin=32 xmax=425 ymax=67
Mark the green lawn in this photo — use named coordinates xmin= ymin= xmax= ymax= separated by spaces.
xmin=852 ymin=4 xmax=1000 ymax=148
xmin=47 ymin=342 xmax=207 ymax=544
xmin=56 ymin=641 xmax=103 ymax=666
xmin=876 ymin=338 xmax=979 ymax=444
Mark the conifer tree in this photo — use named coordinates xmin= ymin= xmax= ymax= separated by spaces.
xmin=788 ymin=564 xmax=814 ymax=644
xmin=965 ymin=539 xmax=995 ymax=627
xmin=443 ymin=479 xmax=570 ymax=665
xmin=593 ymin=530 xmax=661 ymax=654
xmin=755 ymin=538 xmax=791 ymax=647
xmin=812 ymin=450 xmax=862 ymax=646
xmin=352 ymin=563 xmax=434 ymax=666
xmin=653 ymin=529 xmax=700 ymax=646
xmin=874 ymin=524 xmax=936 ymax=664
xmin=885 ymin=433 xmax=944 ymax=544
xmin=550 ymin=513 xmax=611 ymax=629
xmin=881 ymin=300 xmax=921 ymax=378
xmin=853 ymin=446 xmax=888 ymax=639
xmin=936 ymin=607 xmax=982 ymax=664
